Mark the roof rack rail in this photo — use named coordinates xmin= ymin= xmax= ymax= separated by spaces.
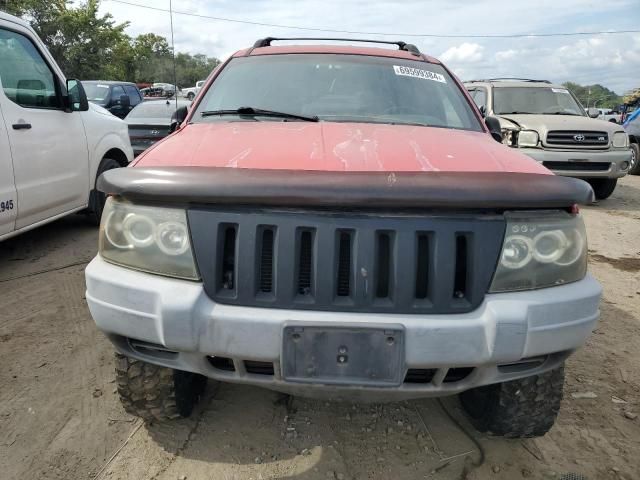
xmin=467 ymin=77 xmax=552 ymax=84
xmin=252 ymin=37 xmax=421 ymax=56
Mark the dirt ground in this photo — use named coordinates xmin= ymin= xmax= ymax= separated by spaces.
xmin=1 ymin=176 xmax=638 ymax=480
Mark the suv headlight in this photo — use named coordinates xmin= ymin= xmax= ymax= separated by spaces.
xmin=99 ymin=197 xmax=199 ymax=280
xmin=517 ymin=130 xmax=539 ymax=147
xmin=612 ymin=131 xmax=628 ymax=148
xmin=490 ymin=211 xmax=587 ymax=292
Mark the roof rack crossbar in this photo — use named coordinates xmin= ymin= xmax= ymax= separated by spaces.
xmin=466 ymin=77 xmax=552 ymax=84
xmin=252 ymin=37 xmax=421 ymax=56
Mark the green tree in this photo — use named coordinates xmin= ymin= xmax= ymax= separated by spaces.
xmin=563 ymin=82 xmax=622 ymax=110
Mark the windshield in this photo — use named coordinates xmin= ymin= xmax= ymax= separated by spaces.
xmin=493 ymin=86 xmax=585 ymax=116
xmin=83 ymin=82 xmax=110 ymax=104
xmin=193 ymin=54 xmax=482 ymax=131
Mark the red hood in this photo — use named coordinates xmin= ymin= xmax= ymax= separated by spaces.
xmin=134 ymin=122 xmax=549 ymax=174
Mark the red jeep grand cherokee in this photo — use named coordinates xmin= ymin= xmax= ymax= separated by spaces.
xmin=85 ymin=38 xmax=600 ymax=438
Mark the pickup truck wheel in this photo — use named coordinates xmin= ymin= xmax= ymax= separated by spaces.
xmin=459 ymin=366 xmax=564 ymax=438
xmin=587 ymin=178 xmax=617 ymax=200
xmin=629 ymin=143 xmax=640 ymax=175
xmin=89 ymin=157 xmax=121 ymax=225
xmin=114 ymin=353 xmax=207 ymax=422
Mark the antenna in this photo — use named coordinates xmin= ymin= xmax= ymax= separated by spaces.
xmin=169 ymin=0 xmax=178 ymax=111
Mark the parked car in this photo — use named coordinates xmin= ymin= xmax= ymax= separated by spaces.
xmin=622 ymin=102 xmax=640 ymax=174
xmin=465 ymin=78 xmax=631 ymax=199
xmin=182 ymin=80 xmax=205 ymax=101
xmin=0 ymin=12 xmax=133 ymax=241
xmin=153 ymin=82 xmax=179 ymax=96
xmin=82 ymin=80 xmax=143 ymax=119
xmin=596 ymin=108 xmax=622 ymax=123
xmin=127 ymin=98 xmax=191 ymax=156
xmin=86 ymin=38 xmax=600 ymax=439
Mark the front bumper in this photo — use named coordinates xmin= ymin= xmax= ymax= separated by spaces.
xmin=85 ymin=256 xmax=601 ymax=401
xmin=520 ymin=147 xmax=631 ymax=178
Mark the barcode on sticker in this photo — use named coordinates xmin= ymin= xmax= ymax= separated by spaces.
xmin=393 ymin=65 xmax=446 ymax=83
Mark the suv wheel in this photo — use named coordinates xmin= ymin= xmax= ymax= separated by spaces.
xmin=115 ymin=353 xmax=208 ymax=422
xmin=459 ymin=366 xmax=564 ymax=438
xmin=588 ymin=178 xmax=617 ymax=200
xmin=629 ymin=143 xmax=640 ymax=175
xmin=89 ymin=157 xmax=121 ymax=225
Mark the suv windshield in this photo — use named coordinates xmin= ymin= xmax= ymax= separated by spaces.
xmin=193 ymin=54 xmax=482 ymax=131
xmin=493 ymin=86 xmax=585 ymax=116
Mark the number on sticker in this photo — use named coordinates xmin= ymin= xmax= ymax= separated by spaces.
xmin=393 ymin=65 xmax=446 ymax=83
xmin=0 ymin=200 xmax=15 ymax=213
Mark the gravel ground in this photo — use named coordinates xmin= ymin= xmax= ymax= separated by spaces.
xmin=0 ymin=175 xmax=638 ymax=480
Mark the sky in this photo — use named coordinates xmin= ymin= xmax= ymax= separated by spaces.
xmin=98 ymin=0 xmax=640 ymax=95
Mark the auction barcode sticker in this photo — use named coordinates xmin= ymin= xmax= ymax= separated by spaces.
xmin=393 ymin=65 xmax=446 ymax=83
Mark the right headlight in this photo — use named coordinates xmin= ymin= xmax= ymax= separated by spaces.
xmin=517 ymin=130 xmax=539 ymax=148
xmin=99 ymin=197 xmax=199 ymax=280
xmin=612 ymin=131 xmax=628 ymax=148
xmin=490 ymin=211 xmax=587 ymax=293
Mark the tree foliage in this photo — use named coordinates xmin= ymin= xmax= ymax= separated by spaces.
xmin=0 ymin=0 xmax=219 ymax=87
xmin=562 ymin=82 xmax=622 ymax=110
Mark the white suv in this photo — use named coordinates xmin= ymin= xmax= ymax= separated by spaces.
xmin=0 ymin=12 xmax=133 ymax=240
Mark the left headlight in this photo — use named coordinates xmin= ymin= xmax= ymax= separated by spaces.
xmin=490 ymin=211 xmax=587 ymax=293
xmin=99 ymin=197 xmax=199 ymax=280
xmin=612 ymin=131 xmax=628 ymax=148
xmin=517 ymin=130 xmax=539 ymax=148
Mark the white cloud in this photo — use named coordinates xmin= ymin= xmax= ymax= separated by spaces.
xmin=494 ymin=49 xmax=518 ymax=62
xmin=440 ymin=42 xmax=484 ymax=63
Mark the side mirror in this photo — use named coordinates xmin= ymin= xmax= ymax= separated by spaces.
xmin=169 ymin=105 xmax=189 ymax=133
xmin=120 ymin=94 xmax=131 ymax=109
xmin=65 ymin=79 xmax=88 ymax=112
xmin=587 ymin=107 xmax=599 ymax=118
xmin=484 ymin=116 xmax=503 ymax=142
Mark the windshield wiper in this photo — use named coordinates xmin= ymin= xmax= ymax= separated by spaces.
xmin=498 ymin=111 xmax=533 ymax=115
xmin=201 ymin=107 xmax=318 ymax=122
xmin=546 ymin=112 xmax=582 ymax=116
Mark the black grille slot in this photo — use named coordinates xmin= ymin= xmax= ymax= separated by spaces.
xmin=453 ymin=234 xmax=469 ymax=299
xmin=415 ymin=233 xmax=430 ymax=299
xmin=297 ymin=230 xmax=313 ymax=295
xmin=208 ymin=356 xmax=235 ymax=371
xmin=218 ymin=224 xmax=237 ymax=291
xmin=244 ymin=360 xmax=275 ymax=375
xmin=546 ymin=130 xmax=609 ymax=148
xmin=259 ymin=228 xmax=275 ymax=293
xmin=543 ymin=161 xmax=610 ymax=172
xmin=443 ymin=367 xmax=474 ymax=383
xmin=336 ymin=231 xmax=352 ymax=297
xmin=375 ymin=232 xmax=393 ymax=298
xmin=404 ymin=368 xmax=437 ymax=383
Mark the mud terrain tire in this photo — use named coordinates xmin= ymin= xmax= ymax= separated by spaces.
xmin=115 ymin=353 xmax=207 ymax=422
xmin=459 ymin=366 xmax=564 ymax=438
xmin=588 ymin=178 xmax=617 ymax=200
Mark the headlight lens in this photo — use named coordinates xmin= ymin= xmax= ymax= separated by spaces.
xmin=517 ymin=130 xmax=539 ymax=147
xmin=490 ymin=211 xmax=587 ymax=292
xmin=612 ymin=131 xmax=628 ymax=148
xmin=99 ymin=197 xmax=199 ymax=280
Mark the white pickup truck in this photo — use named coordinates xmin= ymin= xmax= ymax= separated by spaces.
xmin=0 ymin=12 xmax=133 ymax=241
xmin=181 ymin=80 xmax=205 ymax=101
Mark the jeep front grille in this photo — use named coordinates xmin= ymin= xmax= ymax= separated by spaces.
xmin=545 ymin=130 xmax=609 ymax=149
xmin=188 ymin=208 xmax=505 ymax=314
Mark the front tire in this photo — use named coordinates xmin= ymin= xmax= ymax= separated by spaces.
xmin=115 ymin=353 xmax=208 ymax=422
xmin=460 ymin=366 xmax=564 ymax=438
xmin=588 ymin=178 xmax=617 ymax=200
xmin=629 ymin=143 xmax=640 ymax=175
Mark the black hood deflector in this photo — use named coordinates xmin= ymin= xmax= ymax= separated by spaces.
xmin=98 ymin=167 xmax=594 ymax=209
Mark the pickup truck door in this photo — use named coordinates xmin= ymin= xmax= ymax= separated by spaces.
xmin=0 ymin=25 xmax=89 ymax=230
xmin=0 ymin=102 xmax=16 ymax=236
